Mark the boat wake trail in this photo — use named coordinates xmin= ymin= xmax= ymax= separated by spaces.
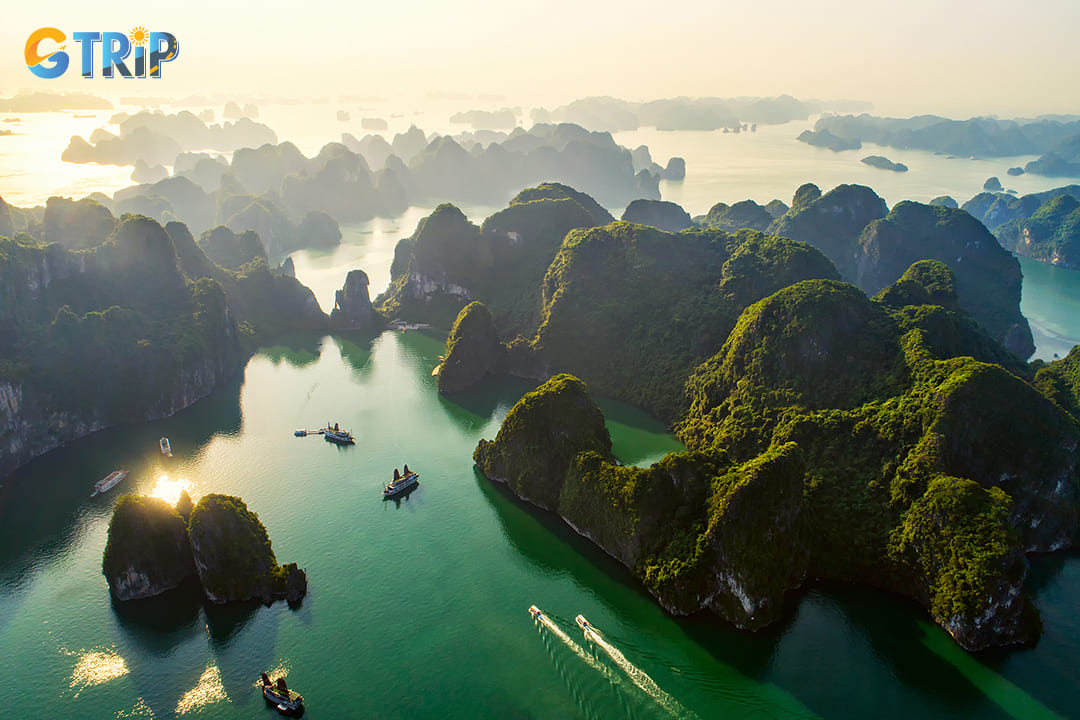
xmin=579 ymin=617 xmax=698 ymax=720
xmin=532 ymin=607 xmax=628 ymax=720
xmin=533 ymin=610 xmax=620 ymax=686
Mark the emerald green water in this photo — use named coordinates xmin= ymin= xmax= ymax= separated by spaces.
xmin=3 ymin=224 xmax=1080 ymax=718
xmin=2 ymin=329 xmax=1079 ymax=719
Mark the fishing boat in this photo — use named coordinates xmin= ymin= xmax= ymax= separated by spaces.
xmin=160 ymin=437 xmax=172 ymax=457
xmin=91 ymin=470 xmax=127 ymax=497
xmin=383 ymin=469 xmax=419 ymax=498
xmin=260 ymin=672 xmax=303 ymax=716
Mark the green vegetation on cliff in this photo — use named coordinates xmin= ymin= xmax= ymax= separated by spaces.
xmin=438 ymin=302 xmax=505 ymax=394
xmin=534 ymin=223 xmax=839 ymax=421
xmin=102 ymin=492 xmax=306 ymax=605
xmin=998 ymin=194 xmax=1080 ymax=268
xmin=188 ymin=493 xmax=305 ymax=604
xmin=474 ymin=374 xmax=612 ymax=510
xmin=102 ymin=495 xmax=195 ymax=600
xmin=474 ymin=265 xmax=1078 ymax=651
xmin=0 ymin=208 xmax=327 ymax=478
xmin=854 ymin=202 xmax=1034 ymax=358
xmin=376 ymin=188 xmax=605 ymax=333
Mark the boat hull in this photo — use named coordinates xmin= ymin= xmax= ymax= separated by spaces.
xmin=383 ymin=473 xmax=419 ymax=498
xmin=91 ymin=470 xmax=127 ymax=497
xmin=263 ymin=686 xmax=303 ymax=715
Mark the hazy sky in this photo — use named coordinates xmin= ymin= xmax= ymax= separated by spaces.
xmin=3 ymin=0 xmax=1079 ymax=118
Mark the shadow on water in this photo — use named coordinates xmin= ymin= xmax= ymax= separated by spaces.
xmin=204 ymin=599 xmax=262 ymax=646
xmin=439 ymin=375 xmax=540 ymax=424
xmin=112 ymin=581 xmax=285 ymax=717
xmin=110 ymin=579 xmax=205 ymax=654
xmin=472 ymin=466 xmax=657 ymax=608
xmin=329 ymin=331 xmax=382 ymax=376
xmin=0 ymin=378 xmax=244 ymax=604
xmin=766 ymin=581 xmax=1022 ymax=719
xmin=259 ymin=333 xmax=327 ymax=369
xmin=205 ymin=599 xmax=282 ymax=710
xmin=109 ymin=580 xmax=210 ymax=719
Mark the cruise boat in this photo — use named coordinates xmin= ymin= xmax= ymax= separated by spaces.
xmin=260 ymin=672 xmax=303 ymax=716
xmin=383 ymin=469 xmax=419 ymax=498
xmin=323 ymin=428 xmax=355 ymax=445
xmin=160 ymin=437 xmax=172 ymax=457
xmin=91 ymin=470 xmax=127 ymax=497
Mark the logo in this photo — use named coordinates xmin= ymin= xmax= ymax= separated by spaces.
xmin=25 ymin=27 xmax=179 ymax=79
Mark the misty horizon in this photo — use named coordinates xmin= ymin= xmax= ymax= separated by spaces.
xmin=3 ymin=0 xmax=1079 ymax=119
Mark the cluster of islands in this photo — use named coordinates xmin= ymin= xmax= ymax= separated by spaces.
xmin=4 ymin=92 xmax=1080 ymax=655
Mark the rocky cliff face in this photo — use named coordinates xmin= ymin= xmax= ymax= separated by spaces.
xmin=375 ymin=187 xmax=607 ymax=333
xmin=187 ymin=493 xmax=306 ymax=605
xmin=0 ymin=349 xmax=233 ymax=478
xmin=102 ymin=493 xmax=307 ymax=605
xmin=330 ymin=269 xmax=379 ymax=330
xmin=474 ymin=374 xmax=612 ymax=510
xmin=0 ymin=211 xmax=330 ymax=480
xmin=854 ymin=201 xmax=1034 ymax=358
xmin=102 ymin=496 xmax=196 ymax=601
xmin=768 ymin=183 xmax=888 ymax=279
xmin=437 ymin=302 xmax=505 ymax=394
xmin=475 ymin=274 xmax=1075 ymax=651
xmin=620 ymin=199 xmax=694 ymax=232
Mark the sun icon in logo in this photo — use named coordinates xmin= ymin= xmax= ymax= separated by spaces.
xmin=129 ymin=26 xmax=149 ymax=46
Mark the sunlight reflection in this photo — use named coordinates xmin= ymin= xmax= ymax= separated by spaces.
xmin=253 ymin=660 xmax=291 ymax=688
xmin=115 ymin=696 xmax=155 ymax=718
xmin=175 ymin=664 xmax=227 ymax=714
xmin=69 ymin=648 xmax=128 ymax=697
xmin=149 ymin=475 xmax=195 ymax=507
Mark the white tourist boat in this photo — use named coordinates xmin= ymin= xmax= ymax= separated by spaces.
xmin=90 ymin=470 xmax=127 ymax=497
xmin=383 ymin=469 xmax=419 ymax=498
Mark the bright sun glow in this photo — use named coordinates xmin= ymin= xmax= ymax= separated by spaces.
xmin=150 ymin=474 xmax=194 ymax=507
xmin=129 ymin=27 xmax=148 ymax=46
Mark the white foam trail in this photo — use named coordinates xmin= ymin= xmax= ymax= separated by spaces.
xmin=583 ymin=625 xmax=698 ymax=720
xmin=536 ymin=613 xmax=621 ymax=685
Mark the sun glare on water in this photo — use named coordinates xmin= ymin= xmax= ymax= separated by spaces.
xmin=149 ymin=475 xmax=195 ymax=507
xmin=68 ymin=648 xmax=129 ymax=696
xmin=175 ymin=664 xmax=227 ymax=714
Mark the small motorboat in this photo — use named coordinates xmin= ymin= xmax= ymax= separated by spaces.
xmin=260 ymin=672 xmax=303 ymax=716
xmin=575 ymin=614 xmax=594 ymax=632
xmin=529 ymin=605 xmax=543 ymax=619
xmin=91 ymin=470 xmax=127 ymax=497
xmin=160 ymin=437 xmax=172 ymax=457
xmin=383 ymin=469 xmax=419 ymax=499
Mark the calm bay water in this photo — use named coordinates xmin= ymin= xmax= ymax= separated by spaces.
xmin=3 ymin=108 xmax=1080 ymax=719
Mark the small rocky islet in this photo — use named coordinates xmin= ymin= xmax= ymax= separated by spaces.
xmin=102 ymin=491 xmax=306 ymax=606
